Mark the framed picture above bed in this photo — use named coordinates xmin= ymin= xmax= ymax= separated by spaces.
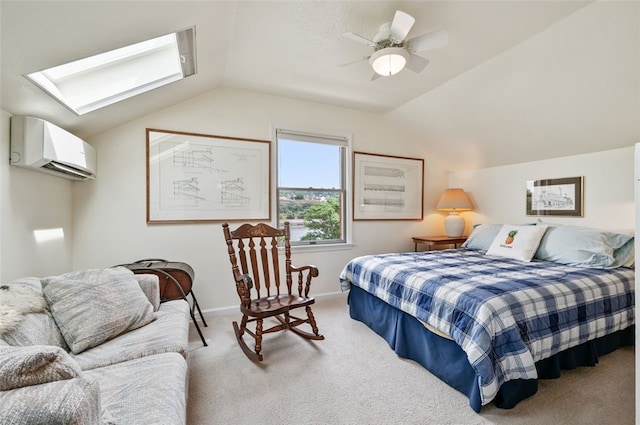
xmin=526 ymin=176 xmax=583 ymax=217
xmin=353 ymin=151 xmax=424 ymax=221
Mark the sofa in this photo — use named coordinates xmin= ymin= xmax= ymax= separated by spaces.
xmin=0 ymin=267 xmax=191 ymax=425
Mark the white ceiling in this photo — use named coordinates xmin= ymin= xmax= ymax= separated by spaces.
xmin=3 ymin=0 xmax=636 ymax=171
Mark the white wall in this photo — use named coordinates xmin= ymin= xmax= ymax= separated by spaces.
xmin=450 ymin=147 xmax=635 ymax=232
xmin=72 ymin=88 xmax=450 ymax=311
xmin=0 ymin=110 xmax=74 ymax=281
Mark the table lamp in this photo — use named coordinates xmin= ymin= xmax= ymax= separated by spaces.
xmin=436 ymin=188 xmax=473 ymax=237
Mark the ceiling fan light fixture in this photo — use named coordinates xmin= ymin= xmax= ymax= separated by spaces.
xmin=369 ymin=47 xmax=409 ymax=76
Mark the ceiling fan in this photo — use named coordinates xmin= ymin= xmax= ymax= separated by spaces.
xmin=343 ymin=10 xmax=448 ymax=80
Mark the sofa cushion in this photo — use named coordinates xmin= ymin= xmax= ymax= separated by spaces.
xmin=72 ymin=300 xmax=190 ymax=371
xmin=0 ymin=377 xmax=102 ymax=425
xmin=43 ymin=267 xmax=156 ymax=354
xmin=0 ymin=345 xmax=82 ymax=391
xmin=84 ymin=352 xmax=187 ymax=425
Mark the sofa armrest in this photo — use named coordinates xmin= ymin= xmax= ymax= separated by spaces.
xmin=135 ymin=274 xmax=161 ymax=311
xmin=0 ymin=377 xmax=103 ymax=425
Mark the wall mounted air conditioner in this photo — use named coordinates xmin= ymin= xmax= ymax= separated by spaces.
xmin=10 ymin=116 xmax=97 ymax=181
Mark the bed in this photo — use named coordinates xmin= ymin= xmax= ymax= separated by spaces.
xmin=339 ymin=223 xmax=635 ymax=412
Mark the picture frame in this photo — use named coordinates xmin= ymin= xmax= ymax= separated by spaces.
xmin=353 ymin=151 xmax=424 ymax=221
xmin=146 ymin=128 xmax=271 ymax=223
xmin=526 ymin=176 xmax=583 ymax=217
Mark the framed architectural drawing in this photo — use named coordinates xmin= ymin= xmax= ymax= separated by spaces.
xmin=146 ymin=128 xmax=271 ymax=223
xmin=526 ymin=176 xmax=583 ymax=217
xmin=353 ymin=151 xmax=424 ymax=220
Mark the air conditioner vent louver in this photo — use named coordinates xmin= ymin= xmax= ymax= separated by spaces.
xmin=42 ymin=161 xmax=94 ymax=181
xmin=10 ymin=116 xmax=97 ymax=181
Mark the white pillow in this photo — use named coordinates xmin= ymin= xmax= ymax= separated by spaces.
xmin=486 ymin=224 xmax=548 ymax=262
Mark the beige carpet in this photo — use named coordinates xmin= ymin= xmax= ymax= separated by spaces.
xmin=186 ymin=295 xmax=635 ymax=425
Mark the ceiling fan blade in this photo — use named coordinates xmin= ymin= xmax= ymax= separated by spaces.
xmin=339 ymin=56 xmax=370 ymax=67
xmin=405 ymin=54 xmax=430 ymax=73
xmin=343 ymin=32 xmax=375 ymax=47
xmin=406 ymin=29 xmax=449 ymax=53
xmin=389 ymin=10 xmax=415 ymax=42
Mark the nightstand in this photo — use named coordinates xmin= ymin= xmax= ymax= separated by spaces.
xmin=412 ymin=235 xmax=467 ymax=252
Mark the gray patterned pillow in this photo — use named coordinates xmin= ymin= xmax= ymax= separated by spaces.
xmin=0 ymin=345 xmax=82 ymax=391
xmin=3 ymin=312 xmax=69 ymax=349
xmin=43 ymin=267 xmax=156 ymax=354
xmin=0 ymin=277 xmax=67 ymax=349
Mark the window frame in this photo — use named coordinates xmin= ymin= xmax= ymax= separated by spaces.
xmin=25 ymin=27 xmax=196 ymax=116
xmin=274 ymin=127 xmax=352 ymax=248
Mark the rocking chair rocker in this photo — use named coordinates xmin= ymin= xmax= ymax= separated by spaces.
xmin=222 ymin=221 xmax=324 ymax=361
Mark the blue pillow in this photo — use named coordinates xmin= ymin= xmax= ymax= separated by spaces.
xmin=461 ymin=224 xmax=503 ymax=251
xmin=534 ymin=222 xmax=634 ymax=268
xmin=609 ymin=236 xmax=634 ymax=268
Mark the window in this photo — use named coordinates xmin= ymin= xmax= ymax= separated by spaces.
xmin=25 ymin=27 xmax=196 ymax=115
xmin=276 ymin=129 xmax=349 ymax=245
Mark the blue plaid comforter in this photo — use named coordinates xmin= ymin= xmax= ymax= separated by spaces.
xmin=339 ymin=249 xmax=635 ymax=406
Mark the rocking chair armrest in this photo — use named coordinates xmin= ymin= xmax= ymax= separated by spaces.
xmin=234 ymin=273 xmax=254 ymax=305
xmin=289 ymin=264 xmax=319 ymax=278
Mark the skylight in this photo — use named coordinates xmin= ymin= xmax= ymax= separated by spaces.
xmin=25 ymin=27 xmax=196 ymax=115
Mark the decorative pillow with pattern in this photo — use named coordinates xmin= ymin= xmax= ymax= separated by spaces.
xmin=486 ymin=224 xmax=548 ymax=262
xmin=43 ymin=267 xmax=156 ymax=354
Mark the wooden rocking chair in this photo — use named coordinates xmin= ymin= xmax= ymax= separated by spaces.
xmin=222 ymin=221 xmax=324 ymax=361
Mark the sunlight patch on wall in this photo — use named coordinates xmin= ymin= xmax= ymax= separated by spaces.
xmin=33 ymin=228 xmax=64 ymax=243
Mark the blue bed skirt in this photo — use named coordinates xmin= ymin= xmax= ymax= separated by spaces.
xmin=347 ymin=284 xmax=634 ymax=412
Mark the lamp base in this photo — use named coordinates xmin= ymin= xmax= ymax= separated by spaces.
xmin=444 ymin=213 xmax=465 ymax=237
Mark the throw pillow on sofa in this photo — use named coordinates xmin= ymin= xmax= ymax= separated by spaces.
xmin=0 ymin=279 xmax=69 ymax=349
xmin=0 ymin=345 xmax=82 ymax=391
xmin=43 ymin=267 xmax=156 ymax=354
xmin=0 ymin=281 xmax=48 ymax=335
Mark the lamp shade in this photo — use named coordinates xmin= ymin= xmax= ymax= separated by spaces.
xmin=436 ymin=188 xmax=472 ymax=237
xmin=369 ymin=47 xmax=409 ymax=76
xmin=436 ymin=188 xmax=473 ymax=212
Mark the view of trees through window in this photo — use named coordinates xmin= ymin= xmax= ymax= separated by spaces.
xmin=278 ymin=189 xmax=341 ymax=242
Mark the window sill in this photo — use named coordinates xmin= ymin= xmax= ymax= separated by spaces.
xmin=282 ymin=243 xmax=354 ymax=254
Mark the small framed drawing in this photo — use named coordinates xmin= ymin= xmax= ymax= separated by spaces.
xmin=146 ymin=128 xmax=271 ymax=223
xmin=526 ymin=176 xmax=583 ymax=217
xmin=353 ymin=151 xmax=424 ymax=220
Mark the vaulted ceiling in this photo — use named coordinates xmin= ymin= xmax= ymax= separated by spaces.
xmin=1 ymin=1 xmax=638 ymax=171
